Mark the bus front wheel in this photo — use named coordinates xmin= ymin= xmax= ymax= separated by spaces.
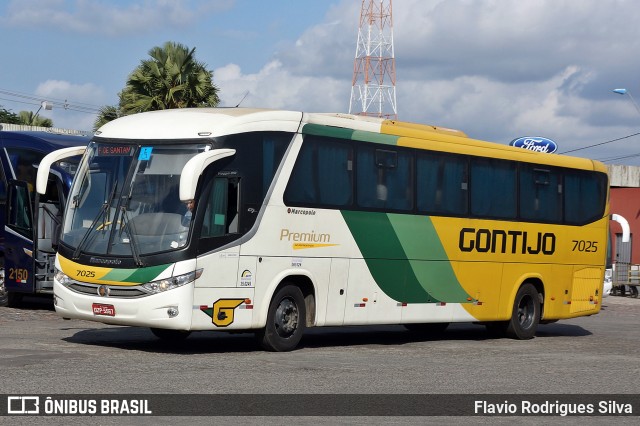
xmin=505 ymin=283 xmax=540 ymax=340
xmin=257 ymin=284 xmax=306 ymax=352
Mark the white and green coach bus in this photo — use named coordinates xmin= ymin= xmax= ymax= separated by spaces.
xmin=36 ymin=108 xmax=609 ymax=351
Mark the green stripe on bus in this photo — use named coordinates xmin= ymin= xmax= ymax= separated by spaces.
xmin=342 ymin=210 xmax=471 ymax=303
xmin=301 ymin=124 xmax=398 ymax=145
xmin=101 ymin=263 xmax=172 ymax=284
xmin=387 ymin=215 xmax=471 ymax=303
xmin=351 ymin=130 xmax=398 ymax=145
xmin=302 ymin=123 xmax=355 ymax=139
xmin=341 ymin=210 xmax=438 ymax=303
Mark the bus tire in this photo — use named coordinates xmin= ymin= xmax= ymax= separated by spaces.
xmin=257 ymin=284 xmax=306 ymax=352
xmin=505 ymin=283 xmax=540 ymax=340
xmin=6 ymin=291 xmax=23 ymax=308
xmin=150 ymin=328 xmax=191 ymax=342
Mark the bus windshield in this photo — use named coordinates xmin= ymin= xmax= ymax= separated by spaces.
xmin=61 ymin=141 xmax=209 ymax=258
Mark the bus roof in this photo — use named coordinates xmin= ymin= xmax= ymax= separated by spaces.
xmin=96 ymin=108 xmax=304 ymax=140
xmin=94 ymin=108 xmax=606 ymax=173
xmin=303 ymin=112 xmax=605 ymax=173
xmin=0 ymin=130 xmax=90 ymax=151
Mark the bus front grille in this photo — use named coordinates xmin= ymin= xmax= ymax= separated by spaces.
xmin=67 ymin=282 xmax=148 ymax=298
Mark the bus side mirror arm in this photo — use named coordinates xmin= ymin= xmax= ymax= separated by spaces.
xmin=179 ymin=149 xmax=236 ymax=201
xmin=36 ymin=146 xmax=87 ymax=195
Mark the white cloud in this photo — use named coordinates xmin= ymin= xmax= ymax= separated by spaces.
xmin=8 ymin=0 xmax=640 ymax=162
xmin=3 ymin=0 xmax=233 ymax=36
xmin=216 ymin=61 xmax=348 ymax=112
xmin=34 ymin=80 xmax=106 ymax=131
xmin=211 ymin=0 xmax=640 ymax=162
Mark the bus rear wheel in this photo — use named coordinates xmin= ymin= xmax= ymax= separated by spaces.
xmin=257 ymin=284 xmax=306 ymax=352
xmin=505 ymin=283 xmax=540 ymax=340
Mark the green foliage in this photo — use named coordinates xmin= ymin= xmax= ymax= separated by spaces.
xmin=18 ymin=110 xmax=53 ymax=127
xmin=94 ymin=41 xmax=220 ymax=130
xmin=0 ymin=106 xmax=21 ymax=124
xmin=93 ymin=105 xmax=121 ymax=131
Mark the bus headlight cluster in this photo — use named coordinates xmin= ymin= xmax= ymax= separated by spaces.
xmin=142 ymin=269 xmax=202 ymax=294
xmin=55 ymin=268 xmax=72 ymax=286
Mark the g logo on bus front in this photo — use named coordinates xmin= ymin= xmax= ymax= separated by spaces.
xmin=200 ymin=299 xmax=245 ymax=327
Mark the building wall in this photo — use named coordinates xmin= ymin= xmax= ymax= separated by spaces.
xmin=610 ymin=187 xmax=640 ymax=264
xmin=607 ymin=165 xmax=640 ymax=264
xmin=0 ymin=123 xmax=91 ymax=136
xmin=608 ymin=164 xmax=640 ymax=187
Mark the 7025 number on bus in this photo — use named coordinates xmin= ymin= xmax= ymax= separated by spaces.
xmin=572 ymin=240 xmax=598 ymax=252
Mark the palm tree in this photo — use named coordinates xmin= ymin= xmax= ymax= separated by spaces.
xmin=94 ymin=41 xmax=220 ymax=128
xmin=18 ymin=111 xmax=53 ymax=127
xmin=120 ymin=41 xmax=220 ymax=115
xmin=93 ymin=105 xmax=121 ymax=131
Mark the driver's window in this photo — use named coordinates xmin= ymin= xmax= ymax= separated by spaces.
xmin=8 ymin=180 xmax=33 ymax=238
xmin=7 ymin=148 xmax=44 ymax=195
xmin=201 ymin=177 xmax=239 ymax=237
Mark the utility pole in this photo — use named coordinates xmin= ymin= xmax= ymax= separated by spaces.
xmin=349 ymin=0 xmax=397 ymax=119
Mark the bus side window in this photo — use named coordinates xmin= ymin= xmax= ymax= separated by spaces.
xmin=284 ymin=136 xmax=353 ymax=207
xmin=470 ymin=158 xmax=516 ymax=219
xmin=0 ymin=159 xmax=6 ymax=202
xmin=564 ymin=171 xmax=607 ymax=225
xmin=357 ymin=147 xmax=413 ymax=211
xmin=7 ymin=148 xmax=44 ymax=194
xmin=417 ymin=152 xmax=468 ymax=215
xmin=7 ymin=180 xmax=33 ymax=238
xmin=519 ymin=166 xmax=562 ymax=222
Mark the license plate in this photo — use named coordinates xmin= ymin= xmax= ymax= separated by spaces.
xmin=92 ymin=303 xmax=115 ymax=316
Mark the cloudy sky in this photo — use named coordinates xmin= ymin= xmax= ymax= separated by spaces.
xmin=2 ymin=0 xmax=640 ymax=165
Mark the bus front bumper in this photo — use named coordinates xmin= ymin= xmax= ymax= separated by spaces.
xmin=53 ymin=279 xmax=194 ymax=330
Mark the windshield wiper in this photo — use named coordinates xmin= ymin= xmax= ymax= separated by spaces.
xmin=72 ymin=180 xmax=118 ymax=260
xmin=114 ymin=204 xmax=144 ymax=267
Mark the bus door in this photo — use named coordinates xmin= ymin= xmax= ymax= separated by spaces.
xmin=196 ymin=174 xmax=242 ymax=289
xmin=33 ymin=175 xmax=65 ymax=294
xmin=4 ymin=179 xmax=36 ymax=296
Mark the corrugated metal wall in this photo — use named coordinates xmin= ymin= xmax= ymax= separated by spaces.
xmin=0 ymin=122 xmax=91 ymax=136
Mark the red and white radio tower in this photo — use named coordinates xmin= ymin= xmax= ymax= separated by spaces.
xmin=349 ymin=0 xmax=397 ymax=119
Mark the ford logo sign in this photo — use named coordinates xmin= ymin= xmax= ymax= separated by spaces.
xmin=509 ymin=136 xmax=558 ymax=154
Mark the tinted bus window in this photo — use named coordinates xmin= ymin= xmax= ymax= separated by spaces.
xmin=285 ymin=136 xmax=353 ymax=207
xmin=519 ymin=166 xmax=562 ymax=222
xmin=417 ymin=152 xmax=468 ymax=215
xmin=356 ymin=146 xmax=413 ymax=211
xmin=470 ymin=158 xmax=516 ymax=219
xmin=564 ymin=171 xmax=607 ymax=225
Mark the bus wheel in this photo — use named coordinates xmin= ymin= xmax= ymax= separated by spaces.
xmin=150 ymin=328 xmax=191 ymax=342
xmin=257 ymin=285 xmax=306 ymax=352
xmin=505 ymin=283 xmax=540 ymax=340
xmin=404 ymin=322 xmax=449 ymax=334
xmin=6 ymin=292 xmax=23 ymax=308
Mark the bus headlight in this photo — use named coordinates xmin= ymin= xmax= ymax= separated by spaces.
xmin=141 ymin=269 xmax=202 ymax=294
xmin=55 ymin=268 xmax=72 ymax=286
